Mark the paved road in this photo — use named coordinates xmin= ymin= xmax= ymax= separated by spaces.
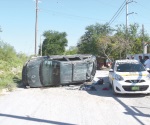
xmin=0 ymin=70 xmax=150 ymax=125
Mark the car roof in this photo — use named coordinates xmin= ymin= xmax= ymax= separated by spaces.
xmin=115 ymin=59 xmax=139 ymax=63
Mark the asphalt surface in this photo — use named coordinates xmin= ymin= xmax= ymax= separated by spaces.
xmin=0 ymin=70 xmax=150 ymax=125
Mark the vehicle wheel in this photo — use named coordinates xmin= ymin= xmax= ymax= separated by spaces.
xmin=112 ymin=83 xmax=117 ymax=95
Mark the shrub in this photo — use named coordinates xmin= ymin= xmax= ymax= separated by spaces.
xmin=0 ymin=41 xmax=28 ymax=91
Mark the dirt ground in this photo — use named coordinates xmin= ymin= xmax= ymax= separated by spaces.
xmin=0 ymin=70 xmax=150 ymax=125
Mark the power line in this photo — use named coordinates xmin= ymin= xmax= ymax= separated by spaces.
xmin=108 ymin=0 xmax=126 ymax=25
xmin=40 ymin=8 xmax=107 ymax=22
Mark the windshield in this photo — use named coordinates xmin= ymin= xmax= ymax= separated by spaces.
xmin=116 ymin=63 xmax=145 ymax=72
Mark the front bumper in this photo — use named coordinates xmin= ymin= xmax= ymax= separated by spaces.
xmin=113 ymin=80 xmax=150 ymax=94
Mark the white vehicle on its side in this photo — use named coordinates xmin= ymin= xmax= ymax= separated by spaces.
xmin=109 ymin=59 xmax=150 ymax=94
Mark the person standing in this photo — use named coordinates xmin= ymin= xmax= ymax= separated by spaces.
xmin=131 ymin=56 xmax=134 ymax=59
xmin=144 ymin=56 xmax=150 ymax=72
xmin=139 ymin=56 xmax=144 ymax=64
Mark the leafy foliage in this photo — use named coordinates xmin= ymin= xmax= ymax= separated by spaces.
xmin=77 ymin=23 xmax=113 ymax=56
xmin=0 ymin=41 xmax=28 ymax=91
xmin=114 ymin=23 xmax=146 ymax=58
xmin=41 ymin=30 xmax=68 ymax=55
xmin=65 ymin=46 xmax=78 ymax=55
xmin=97 ymin=36 xmax=118 ymax=61
xmin=77 ymin=23 xmax=150 ymax=60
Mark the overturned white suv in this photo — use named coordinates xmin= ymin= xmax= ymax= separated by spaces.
xmin=109 ymin=59 xmax=150 ymax=94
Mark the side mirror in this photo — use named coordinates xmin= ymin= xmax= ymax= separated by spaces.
xmin=109 ymin=69 xmax=114 ymax=72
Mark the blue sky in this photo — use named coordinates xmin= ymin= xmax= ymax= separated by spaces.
xmin=0 ymin=0 xmax=150 ymax=55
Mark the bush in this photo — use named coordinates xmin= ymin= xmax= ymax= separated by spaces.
xmin=0 ymin=41 xmax=28 ymax=91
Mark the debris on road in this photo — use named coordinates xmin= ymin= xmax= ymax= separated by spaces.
xmin=102 ymin=87 xmax=109 ymax=90
xmin=79 ymin=84 xmax=96 ymax=91
xmin=94 ymin=78 xmax=104 ymax=85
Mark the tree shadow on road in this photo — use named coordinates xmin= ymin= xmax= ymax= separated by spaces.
xmin=0 ymin=113 xmax=75 ymax=125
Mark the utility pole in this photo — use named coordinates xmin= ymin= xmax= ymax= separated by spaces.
xmin=125 ymin=0 xmax=129 ymax=57
xmin=126 ymin=0 xmax=137 ymax=33
xmin=126 ymin=0 xmax=128 ymax=34
xmin=125 ymin=0 xmax=136 ymax=56
xmin=35 ymin=0 xmax=38 ymax=56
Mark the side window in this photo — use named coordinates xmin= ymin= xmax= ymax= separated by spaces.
xmin=44 ymin=60 xmax=52 ymax=67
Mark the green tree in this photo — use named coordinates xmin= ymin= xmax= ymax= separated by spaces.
xmin=138 ymin=30 xmax=150 ymax=53
xmin=97 ymin=36 xmax=118 ymax=61
xmin=0 ymin=40 xmax=28 ymax=90
xmin=113 ymin=24 xmax=129 ymax=59
xmin=41 ymin=30 xmax=68 ymax=55
xmin=77 ymin=23 xmax=113 ymax=55
xmin=113 ymin=23 xmax=144 ymax=59
xmin=65 ymin=46 xmax=78 ymax=55
xmin=77 ymin=23 xmax=150 ymax=60
xmin=0 ymin=41 xmax=17 ymax=62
